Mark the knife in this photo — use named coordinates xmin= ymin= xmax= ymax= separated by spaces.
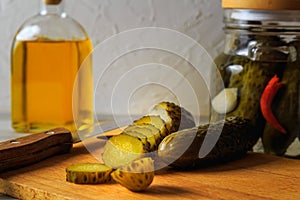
xmin=0 ymin=117 xmax=138 ymax=172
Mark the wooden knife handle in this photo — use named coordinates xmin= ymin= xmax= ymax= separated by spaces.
xmin=0 ymin=128 xmax=73 ymax=172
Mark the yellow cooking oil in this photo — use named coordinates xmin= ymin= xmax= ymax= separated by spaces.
xmin=11 ymin=38 xmax=94 ymax=133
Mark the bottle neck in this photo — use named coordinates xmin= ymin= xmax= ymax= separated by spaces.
xmin=40 ymin=0 xmax=65 ymax=16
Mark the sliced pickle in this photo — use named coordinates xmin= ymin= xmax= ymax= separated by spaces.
xmin=66 ymin=163 xmax=112 ymax=184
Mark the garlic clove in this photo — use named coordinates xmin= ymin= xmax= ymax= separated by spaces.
xmin=212 ymin=88 xmax=238 ymax=114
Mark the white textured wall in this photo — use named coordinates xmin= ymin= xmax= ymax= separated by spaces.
xmin=0 ymin=0 xmax=224 ymax=119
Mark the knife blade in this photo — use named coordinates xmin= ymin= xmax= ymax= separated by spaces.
xmin=0 ymin=116 xmax=139 ymax=172
xmin=72 ymin=116 xmax=140 ymax=143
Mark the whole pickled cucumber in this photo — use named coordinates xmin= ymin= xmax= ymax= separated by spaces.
xmin=262 ymin=50 xmax=300 ymax=155
xmin=158 ymin=116 xmax=255 ymax=169
xmin=228 ymin=58 xmax=281 ymax=121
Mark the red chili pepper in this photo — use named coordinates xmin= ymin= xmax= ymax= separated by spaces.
xmin=260 ymin=75 xmax=287 ymax=134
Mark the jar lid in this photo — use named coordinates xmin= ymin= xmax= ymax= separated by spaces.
xmin=222 ymin=0 xmax=300 ymax=10
xmin=44 ymin=0 xmax=62 ymax=5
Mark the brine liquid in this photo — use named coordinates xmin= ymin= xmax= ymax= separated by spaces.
xmin=11 ymin=39 xmax=94 ymax=134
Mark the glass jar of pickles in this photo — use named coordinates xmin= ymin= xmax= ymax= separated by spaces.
xmin=212 ymin=0 xmax=300 ymax=156
xmin=11 ymin=0 xmax=94 ymax=138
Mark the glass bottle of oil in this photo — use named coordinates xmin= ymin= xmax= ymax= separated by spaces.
xmin=11 ymin=0 xmax=94 ymax=138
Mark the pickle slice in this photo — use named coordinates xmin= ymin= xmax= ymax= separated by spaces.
xmin=133 ymin=115 xmax=169 ymax=138
xmin=149 ymin=102 xmax=195 ymax=133
xmin=125 ymin=124 xmax=160 ymax=149
xmin=111 ymin=157 xmax=155 ymax=192
xmin=123 ymin=129 xmax=153 ymax=152
xmin=66 ymin=163 xmax=112 ymax=184
xmin=102 ymin=134 xmax=146 ymax=169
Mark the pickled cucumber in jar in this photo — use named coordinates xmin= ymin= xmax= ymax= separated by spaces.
xmin=212 ymin=51 xmax=284 ymax=149
xmin=213 ymin=2 xmax=300 ymax=156
xmin=212 ymin=38 xmax=300 ymax=156
xmin=262 ymin=41 xmax=300 ymax=156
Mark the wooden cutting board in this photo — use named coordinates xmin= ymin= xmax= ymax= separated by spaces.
xmin=0 ymin=133 xmax=299 ymax=200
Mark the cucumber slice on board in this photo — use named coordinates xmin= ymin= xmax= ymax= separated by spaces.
xmin=102 ymin=134 xmax=147 ymax=169
xmin=111 ymin=157 xmax=155 ymax=192
xmin=66 ymin=163 xmax=112 ymax=184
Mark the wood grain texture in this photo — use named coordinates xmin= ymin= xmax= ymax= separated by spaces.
xmin=0 ymin=134 xmax=299 ymax=200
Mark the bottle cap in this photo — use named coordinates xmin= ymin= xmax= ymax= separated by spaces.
xmin=222 ymin=0 xmax=300 ymax=10
xmin=44 ymin=0 xmax=62 ymax=5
